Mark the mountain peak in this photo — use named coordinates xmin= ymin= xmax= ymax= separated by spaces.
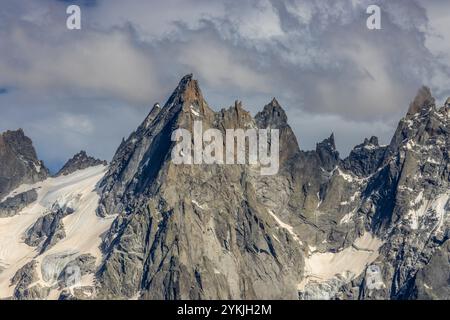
xmin=269 ymin=97 xmax=281 ymax=107
xmin=407 ymin=86 xmax=435 ymax=117
xmin=315 ymin=133 xmax=339 ymax=171
xmin=161 ymin=74 xmax=215 ymax=122
xmin=364 ymin=136 xmax=379 ymax=146
xmin=0 ymin=129 xmax=48 ymax=198
xmin=255 ymin=98 xmax=288 ymax=128
xmin=318 ymin=133 xmax=336 ymax=150
xmin=168 ymin=73 xmax=204 ymax=107
xmin=56 ymin=151 xmax=107 ymax=177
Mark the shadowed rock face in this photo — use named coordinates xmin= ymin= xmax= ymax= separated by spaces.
xmin=56 ymin=151 xmax=107 ymax=177
xmin=343 ymin=136 xmax=388 ymax=177
xmin=0 ymin=129 xmax=48 ymax=199
xmin=315 ymin=133 xmax=340 ymax=172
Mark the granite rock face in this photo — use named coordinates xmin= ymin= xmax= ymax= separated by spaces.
xmin=413 ymin=240 xmax=450 ymax=299
xmin=0 ymin=76 xmax=448 ymax=300
xmin=343 ymin=136 xmax=387 ymax=177
xmin=95 ymin=75 xmax=305 ymax=299
xmin=317 ymin=87 xmax=450 ymax=300
xmin=0 ymin=189 xmax=37 ymax=217
xmin=24 ymin=202 xmax=75 ymax=253
xmin=0 ymin=129 xmax=48 ymax=199
xmin=10 ymin=261 xmax=49 ymax=300
xmin=56 ymin=150 xmax=107 ymax=177
xmin=93 ymin=77 xmax=449 ymax=300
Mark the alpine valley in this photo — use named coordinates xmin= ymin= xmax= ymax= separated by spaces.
xmin=0 ymin=75 xmax=449 ymax=300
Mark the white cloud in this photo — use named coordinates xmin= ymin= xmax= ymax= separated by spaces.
xmin=60 ymin=113 xmax=94 ymax=135
xmin=1 ymin=0 xmax=450 ymax=166
xmin=177 ymin=35 xmax=270 ymax=93
xmin=0 ymin=23 xmax=161 ymax=104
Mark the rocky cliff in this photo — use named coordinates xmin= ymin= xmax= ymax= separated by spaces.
xmin=94 ymin=76 xmax=449 ymax=300
xmin=95 ymin=75 xmax=305 ymax=299
xmin=0 ymin=129 xmax=48 ymax=200
xmin=0 ymin=76 xmax=448 ymax=300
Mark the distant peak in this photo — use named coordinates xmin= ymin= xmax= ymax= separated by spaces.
xmin=316 ymin=133 xmax=339 ymax=171
xmin=407 ymin=86 xmax=435 ymax=117
xmin=1 ymin=128 xmax=25 ymax=138
xmin=0 ymin=128 xmax=49 ymax=197
xmin=269 ymin=97 xmax=281 ymax=107
xmin=234 ymin=100 xmax=243 ymax=110
xmin=180 ymin=73 xmax=194 ymax=83
xmin=255 ymin=98 xmax=288 ymax=128
xmin=324 ymin=133 xmax=336 ymax=149
xmin=364 ymin=136 xmax=379 ymax=146
xmin=316 ymin=133 xmax=337 ymax=154
xmin=74 ymin=150 xmax=87 ymax=157
xmin=56 ymin=151 xmax=107 ymax=177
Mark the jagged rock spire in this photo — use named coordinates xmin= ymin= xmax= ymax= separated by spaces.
xmin=255 ymin=97 xmax=300 ymax=165
xmin=0 ymin=129 xmax=49 ymax=198
xmin=255 ymin=97 xmax=288 ymax=128
xmin=407 ymin=86 xmax=435 ymax=117
xmin=165 ymin=74 xmax=205 ymax=109
xmin=445 ymin=97 xmax=450 ymax=108
xmin=316 ymin=133 xmax=339 ymax=171
xmin=317 ymin=133 xmax=336 ymax=151
xmin=363 ymin=136 xmax=379 ymax=146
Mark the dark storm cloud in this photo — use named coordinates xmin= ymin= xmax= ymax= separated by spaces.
xmin=0 ymin=0 xmax=449 ymax=171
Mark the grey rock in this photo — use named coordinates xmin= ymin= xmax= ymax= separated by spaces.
xmin=61 ymin=254 xmax=96 ymax=279
xmin=343 ymin=136 xmax=387 ymax=177
xmin=94 ymin=76 xmax=449 ymax=300
xmin=406 ymin=86 xmax=435 ymax=117
xmin=315 ymin=133 xmax=340 ymax=172
xmin=0 ymin=129 xmax=48 ymax=200
xmin=10 ymin=260 xmax=49 ymax=300
xmin=24 ymin=203 xmax=74 ymax=253
xmin=58 ymin=286 xmax=95 ymax=300
xmin=0 ymin=189 xmax=37 ymax=217
xmin=1 ymin=76 xmax=448 ymax=301
xmin=95 ymin=75 xmax=304 ymax=299
xmin=413 ymin=240 xmax=450 ymax=299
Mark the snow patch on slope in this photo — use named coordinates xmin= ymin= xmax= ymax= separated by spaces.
xmin=268 ymin=209 xmax=303 ymax=245
xmin=298 ymin=233 xmax=382 ymax=294
xmin=0 ymin=165 xmax=115 ymax=299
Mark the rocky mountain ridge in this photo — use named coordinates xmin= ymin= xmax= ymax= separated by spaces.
xmin=0 ymin=76 xmax=448 ymax=300
xmin=56 ymin=151 xmax=107 ymax=177
xmin=93 ymin=76 xmax=449 ymax=300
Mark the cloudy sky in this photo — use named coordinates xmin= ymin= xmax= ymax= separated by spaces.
xmin=1 ymin=0 xmax=449 ymax=172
